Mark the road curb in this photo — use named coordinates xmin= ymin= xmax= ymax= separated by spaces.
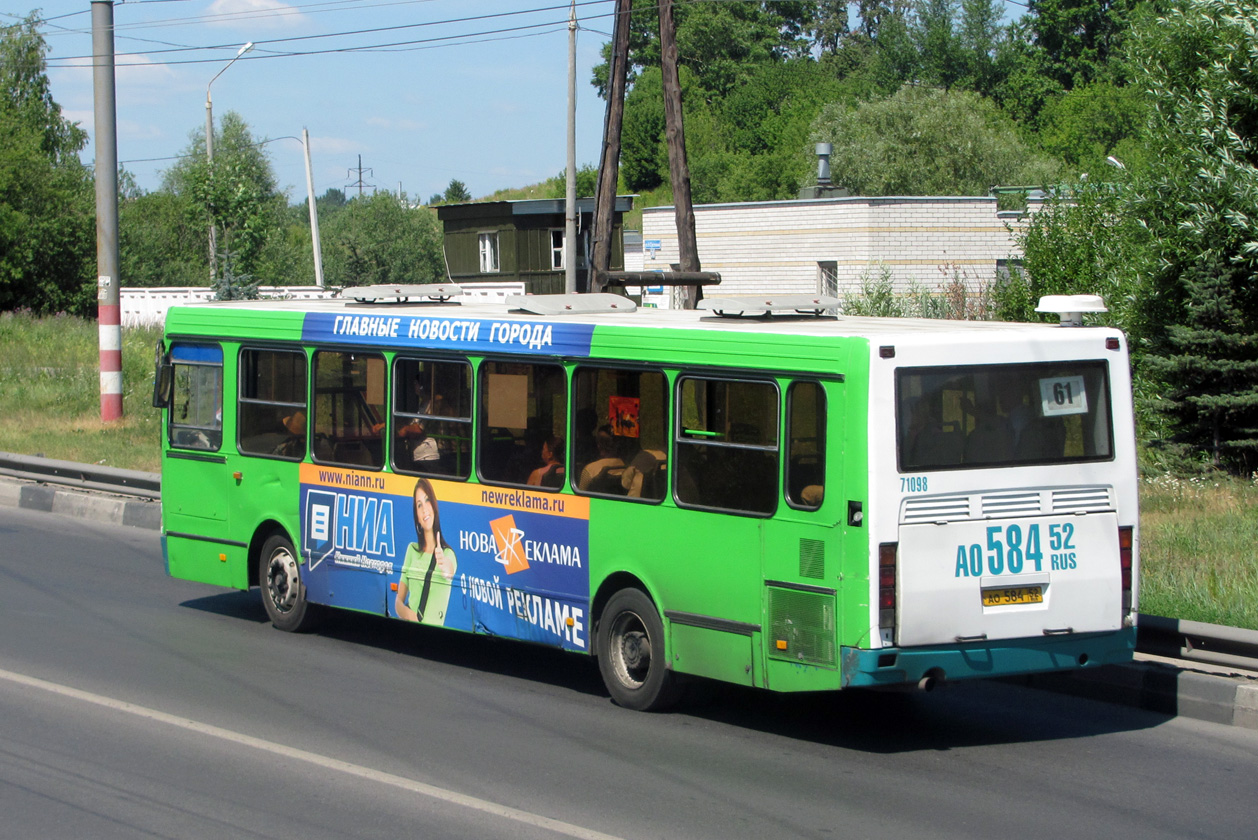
xmin=1016 ymin=657 xmax=1258 ymax=729
xmin=0 ymin=476 xmax=160 ymax=531
xmin=3 ymin=474 xmax=1256 ymax=731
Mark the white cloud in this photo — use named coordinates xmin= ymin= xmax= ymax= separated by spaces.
xmin=364 ymin=117 xmax=425 ymax=133
xmin=53 ymin=54 xmax=183 ymax=108
xmin=310 ymin=136 xmax=361 ymax=155
xmin=206 ymin=0 xmax=309 ymax=30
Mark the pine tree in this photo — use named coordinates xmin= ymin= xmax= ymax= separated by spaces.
xmin=1144 ymin=256 xmax=1258 ymax=471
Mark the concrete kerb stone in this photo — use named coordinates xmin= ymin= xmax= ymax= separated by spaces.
xmin=0 ymin=475 xmax=160 ymax=531
xmin=1021 ymin=658 xmax=1258 ymax=730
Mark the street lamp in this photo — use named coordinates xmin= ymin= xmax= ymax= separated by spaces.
xmin=205 ymin=41 xmax=254 ymax=283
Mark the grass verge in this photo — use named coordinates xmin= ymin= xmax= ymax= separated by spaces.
xmin=0 ymin=311 xmax=162 ymax=472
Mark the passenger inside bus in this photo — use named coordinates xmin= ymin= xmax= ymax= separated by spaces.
xmin=906 ymin=390 xmax=964 ymax=468
xmin=398 ymin=418 xmax=439 ymax=464
xmin=620 ymin=448 xmax=666 ymax=498
xmin=274 ymin=411 xmax=306 ymax=458
xmin=578 ymin=425 xmax=624 ymax=492
xmin=527 ymin=435 xmax=566 ymax=488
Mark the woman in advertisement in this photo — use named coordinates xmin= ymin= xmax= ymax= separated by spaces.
xmin=395 ymin=477 xmax=458 ymax=626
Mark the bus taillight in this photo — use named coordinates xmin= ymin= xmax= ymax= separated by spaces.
xmin=1118 ymin=526 xmax=1133 ymax=611
xmin=878 ymin=543 xmax=897 ymax=634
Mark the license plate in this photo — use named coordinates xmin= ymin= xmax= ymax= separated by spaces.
xmin=982 ymin=586 xmax=1043 ymax=606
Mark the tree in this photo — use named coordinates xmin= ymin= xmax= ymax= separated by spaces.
xmin=543 ymin=164 xmax=599 ymax=199
xmin=321 ymin=192 xmax=444 ymax=287
xmin=811 ymin=85 xmax=1063 ymax=196
xmin=1028 ymin=0 xmax=1135 ymax=91
xmin=119 ymin=190 xmax=207 ymax=287
xmin=1035 ymin=81 xmax=1148 ymax=173
xmin=1123 ymin=0 xmax=1258 ymax=469
xmin=1004 ymin=179 xmax=1144 ymax=327
xmin=162 ymin=111 xmax=287 ymax=283
xmin=591 ymin=1 xmax=814 ymax=99
xmin=443 ymin=179 xmax=471 ymax=203
xmin=913 ymin=0 xmax=962 ymax=88
xmin=1142 ymin=255 xmax=1258 ymax=470
xmin=0 ymin=14 xmax=95 ymax=315
xmin=811 ymin=1 xmax=851 ymax=55
xmin=956 ymin=0 xmax=1005 ymax=95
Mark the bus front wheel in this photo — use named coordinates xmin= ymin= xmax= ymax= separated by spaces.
xmin=260 ymin=534 xmax=320 ymax=632
xmin=597 ymin=588 xmax=680 ymax=711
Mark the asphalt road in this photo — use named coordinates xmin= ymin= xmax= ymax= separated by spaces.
xmin=1 ymin=505 xmax=1255 ymax=840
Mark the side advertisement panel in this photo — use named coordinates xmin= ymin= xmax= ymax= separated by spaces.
xmin=298 ymin=464 xmax=592 ymax=652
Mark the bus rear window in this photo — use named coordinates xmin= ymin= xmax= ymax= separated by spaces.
xmin=897 ymin=361 xmax=1113 ymax=472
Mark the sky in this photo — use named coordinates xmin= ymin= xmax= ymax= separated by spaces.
xmin=26 ymin=0 xmax=619 ymax=204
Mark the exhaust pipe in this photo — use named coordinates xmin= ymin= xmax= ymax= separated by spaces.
xmin=917 ymin=668 xmax=945 ymax=692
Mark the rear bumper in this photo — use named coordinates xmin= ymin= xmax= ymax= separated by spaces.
xmin=840 ymin=626 xmax=1137 ymax=688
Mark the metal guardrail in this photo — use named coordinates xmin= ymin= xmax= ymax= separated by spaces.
xmin=0 ymin=452 xmax=160 ymax=500
xmin=2 ymin=451 xmax=1256 ymax=672
xmin=1137 ymin=614 xmax=1258 ymax=672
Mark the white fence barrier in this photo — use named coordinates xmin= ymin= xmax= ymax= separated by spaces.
xmin=121 ymin=283 xmax=526 ymax=327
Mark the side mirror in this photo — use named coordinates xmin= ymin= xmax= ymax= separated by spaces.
xmin=151 ymin=340 xmax=172 ymax=409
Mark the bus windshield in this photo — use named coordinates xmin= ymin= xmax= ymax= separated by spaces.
xmin=897 ymin=361 xmax=1113 ymax=472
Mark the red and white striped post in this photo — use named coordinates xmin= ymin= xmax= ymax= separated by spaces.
xmin=98 ymin=276 xmax=123 ymax=421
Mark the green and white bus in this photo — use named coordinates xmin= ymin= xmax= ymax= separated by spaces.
xmin=154 ymin=287 xmax=1137 ymax=710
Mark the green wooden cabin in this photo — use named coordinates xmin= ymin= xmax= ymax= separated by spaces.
xmin=437 ymin=197 xmax=634 ymax=294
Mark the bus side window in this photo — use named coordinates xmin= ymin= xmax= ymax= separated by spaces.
xmin=312 ymin=350 xmax=386 ymax=470
xmin=675 ymin=377 xmax=779 ymax=515
xmin=571 ymin=367 xmax=668 ymax=501
xmin=168 ymin=343 xmax=223 ymax=451
xmin=478 ymin=360 xmax=567 ymax=488
xmin=786 ymin=381 xmax=825 ymax=509
xmin=238 ymin=348 xmax=308 ymax=460
xmin=392 ymin=357 xmax=473 ymax=479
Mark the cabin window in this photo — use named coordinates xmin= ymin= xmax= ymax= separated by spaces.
xmin=168 ymin=343 xmax=223 ymax=451
xmin=550 ymin=229 xmax=565 ymax=270
xmin=479 ymin=232 xmax=500 ymax=273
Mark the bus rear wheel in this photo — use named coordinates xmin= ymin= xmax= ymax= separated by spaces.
xmin=260 ymin=534 xmax=321 ymax=632
xmin=597 ymin=588 xmax=680 ymax=711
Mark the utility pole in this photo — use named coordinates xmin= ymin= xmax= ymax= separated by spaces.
xmin=302 ymin=129 xmax=325 ymax=288
xmin=590 ymin=0 xmax=632 ymax=293
xmin=347 ymin=155 xmax=374 ymax=197
xmin=564 ymin=0 xmax=578 ymax=294
xmin=659 ymin=0 xmax=702 ymax=309
xmin=91 ymin=0 xmax=122 ymax=422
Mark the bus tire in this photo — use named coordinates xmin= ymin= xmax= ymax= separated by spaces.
xmin=597 ymin=588 xmax=680 ymax=712
xmin=259 ymin=534 xmax=321 ymax=633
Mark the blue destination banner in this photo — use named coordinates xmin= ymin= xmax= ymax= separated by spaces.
xmin=302 ymin=312 xmax=595 ymax=357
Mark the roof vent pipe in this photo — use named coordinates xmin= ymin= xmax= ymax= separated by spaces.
xmin=815 ymin=143 xmax=833 ymax=186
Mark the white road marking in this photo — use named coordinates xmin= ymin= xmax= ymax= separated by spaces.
xmin=0 ymin=665 xmax=623 ymax=840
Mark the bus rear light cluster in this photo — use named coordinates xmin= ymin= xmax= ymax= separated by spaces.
xmin=878 ymin=543 xmax=897 ymax=634
xmin=1118 ymin=526 xmax=1134 ymax=612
